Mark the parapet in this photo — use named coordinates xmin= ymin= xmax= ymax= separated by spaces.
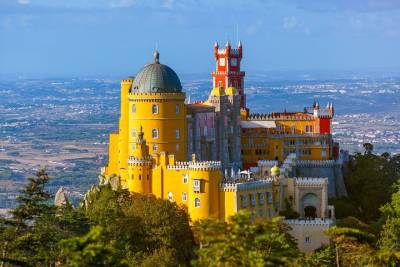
xmin=294 ymin=177 xmax=328 ymax=187
xmin=166 ymin=160 xmax=221 ymax=170
xmin=284 ymin=218 xmax=334 ymax=227
xmin=257 ymin=160 xmax=278 ymax=167
xmin=127 ymin=156 xmax=152 ymax=166
xmin=297 ymin=160 xmax=338 ymax=168
xmin=220 ymin=178 xmax=273 ymax=192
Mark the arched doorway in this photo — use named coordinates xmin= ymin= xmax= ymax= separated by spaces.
xmin=301 ymin=193 xmax=320 ymax=218
xmin=304 ymin=205 xmax=317 ymax=218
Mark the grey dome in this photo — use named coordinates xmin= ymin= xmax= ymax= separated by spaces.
xmin=132 ymin=51 xmax=182 ymax=93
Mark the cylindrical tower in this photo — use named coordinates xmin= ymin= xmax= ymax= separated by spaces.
xmin=118 ymin=78 xmax=133 ymax=184
xmin=188 ymin=156 xmax=222 ymax=221
xmin=128 ymin=51 xmax=187 ymax=161
xmin=127 ymin=127 xmax=152 ymax=193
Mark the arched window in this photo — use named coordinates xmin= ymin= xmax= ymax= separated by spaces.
xmin=153 ymin=144 xmax=158 ymax=151
xmin=182 ymin=192 xmax=187 ymax=201
xmin=132 ymin=104 xmax=136 ymax=113
xmin=131 ymin=128 xmax=136 ymax=137
xmin=175 ymin=104 xmax=180 ymax=114
xmin=204 ymin=126 xmax=208 ymax=136
xmin=152 ymin=128 xmax=159 ymax=139
xmin=194 ymin=198 xmax=200 ymax=208
xmin=152 ymin=104 xmax=158 ymax=114
xmin=168 ymin=192 xmax=173 ymax=201
xmin=175 ymin=128 xmax=180 ymax=139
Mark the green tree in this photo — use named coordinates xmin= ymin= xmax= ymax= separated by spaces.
xmin=192 ymin=211 xmax=301 ymax=267
xmin=59 ymin=226 xmax=127 ymax=267
xmin=344 ymin=148 xmax=399 ymax=222
xmin=0 ymin=169 xmax=90 ymax=266
xmin=75 ymin=184 xmax=194 ymax=266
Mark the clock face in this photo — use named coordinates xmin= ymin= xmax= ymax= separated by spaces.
xmin=231 ymin=58 xmax=237 ymax=66
xmin=219 ymin=58 xmax=225 ymax=66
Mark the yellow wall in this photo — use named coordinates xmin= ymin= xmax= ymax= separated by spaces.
xmin=105 ymin=132 xmax=119 ymax=176
xmin=128 ymin=93 xmax=187 ymax=161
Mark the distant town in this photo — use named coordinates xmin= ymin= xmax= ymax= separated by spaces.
xmin=0 ymin=74 xmax=399 ymax=210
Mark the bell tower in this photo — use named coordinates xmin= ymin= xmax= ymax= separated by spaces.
xmin=212 ymin=41 xmax=246 ymax=108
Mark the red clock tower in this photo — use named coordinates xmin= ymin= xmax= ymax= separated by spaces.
xmin=212 ymin=41 xmax=246 ymax=108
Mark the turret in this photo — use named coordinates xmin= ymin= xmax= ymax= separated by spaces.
xmin=238 ymin=40 xmax=242 ymax=58
xmin=127 ymin=126 xmax=152 ymax=194
xmin=214 ymin=41 xmax=219 ymax=58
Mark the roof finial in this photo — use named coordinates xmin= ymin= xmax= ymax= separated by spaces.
xmin=154 ymin=50 xmax=160 ymax=64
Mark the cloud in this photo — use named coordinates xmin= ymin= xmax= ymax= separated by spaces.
xmin=287 ymin=0 xmax=400 ymax=13
xmin=18 ymin=0 xmax=30 ymax=5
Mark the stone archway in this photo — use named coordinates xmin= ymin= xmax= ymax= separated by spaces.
xmin=304 ymin=205 xmax=317 ymax=218
xmin=301 ymin=193 xmax=320 ymax=218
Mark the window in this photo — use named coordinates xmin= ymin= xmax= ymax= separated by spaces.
xmin=241 ymin=195 xmax=248 ymax=208
xmin=175 ymin=128 xmax=180 ymax=139
xmin=152 ymin=104 xmax=158 ymax=114
xmin=139 ymin=175 xmax=142 ymax=180
xmin=267 ymin=192 xmax=273 ymax=204
xmin=153 ymin=144 xmax=158 ymax=151
xmin=204 ymin=126 xmax=208 ymax=136
xmin=131 ymin=128 xmax=136 ymax=138
xmin=250 ymin=193 xmax=256 ymax=206
xmin=218 ymin=81 xmax=222 ymax=87
xmin=195 ymin=198 xmax=201 ymax=208
xmin=176 ymin=144 xmax=180 ymax=152
xmin=305 ymin=125 xmax=313 ymax=133
xmin=152 ymin=128 xmax=159 ymax=139
xmin=258 ymin=209 xmax=263 ymax=217
xmin=231 ymin=58 xmax=237 ymax=66
xmin=168 ymin=192 xmax=173 ymax=201
xmin=182 ymin=174 xmax=188 ymax=184
xmin=234 ymin=80 xmax=238 ymax=88
xmin=193 ymin=179 xmax=201 ymax=192
xmin=259 ymin=193 xmax=265 ymax=205
xmin=305 ymin=237 xmax=311 ymax=243
xmin=321 ymin=149 xmax=327 ymax=157
xmin=175 ymin=104 xmax=180 ymax=114
xmin=132 ymin=104 xmax=136 ymax=113
xmin=182 ymin=192 xmax=187 ymax=202
xmin=219 ymin=58 xmax=225 ymax=66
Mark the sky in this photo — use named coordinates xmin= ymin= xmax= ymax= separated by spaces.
xmin=1 ymin=0 xmax=400 ymax=77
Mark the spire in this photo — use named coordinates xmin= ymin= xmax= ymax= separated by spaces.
xmin=138 ymin=125 xmax=144 ymax=140
xmin=238 ymin=40 xmax=242 ymax=47
xmin=153 ymin=50 xmax=160 ymax=64
xmin=214 ymin=41 xmax=219 ymax=48
xmin=225 ymin=40 xmax=230 ymax=47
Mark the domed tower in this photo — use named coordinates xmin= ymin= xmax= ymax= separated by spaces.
xmin=127 ymin=126 xmax=152 ymax=193
xmin=128 ymin=51 xmax=187 ymax=164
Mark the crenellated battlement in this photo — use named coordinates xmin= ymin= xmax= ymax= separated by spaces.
xmin=166 ymin=160 xmax=221 ymax=170
xmin=294 ymin=177 xmax=328 ymax=187
xmin=297 ymin=160 xmax=337 ymax=168
xmin=127 ymin=156 xmax=152 ymax=166
xmin=257 ymin=160 xmax=278 ymax=167
xmin=248 ymin=113 xmax=314 ymax=121
xmin=284 ymin=218 xmax=334 ymax=226
xmin=189 ymin=161 xmax=221 ymax=170
xmin=220 ymin=178 xmax=273 ymax=191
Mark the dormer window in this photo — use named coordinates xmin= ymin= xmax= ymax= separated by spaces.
xmin=152 ymin=104 xmax=158 ymax=114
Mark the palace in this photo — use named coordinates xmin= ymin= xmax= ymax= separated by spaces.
xmin=102 ymin=42 xmax=347 ymax=253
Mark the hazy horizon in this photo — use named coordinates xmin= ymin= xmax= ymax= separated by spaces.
xmin=1 ymin=0 xmax=400 ymax=76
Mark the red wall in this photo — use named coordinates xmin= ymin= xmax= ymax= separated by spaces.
xmin=319 ymin=118 xmax=331 ymax=134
